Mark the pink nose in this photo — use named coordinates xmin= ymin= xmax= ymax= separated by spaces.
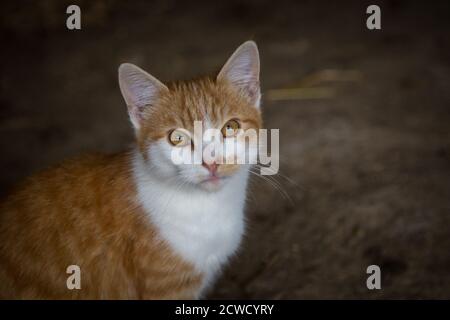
xmin=202 ymin=162 xmax=218 ymax=175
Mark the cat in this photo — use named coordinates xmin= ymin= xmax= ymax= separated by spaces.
xmin=0 ymin=41 xmax=262 ymax=299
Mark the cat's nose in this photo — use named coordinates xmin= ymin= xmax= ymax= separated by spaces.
xmin=202 ymin=162 xmax=218 ymax=175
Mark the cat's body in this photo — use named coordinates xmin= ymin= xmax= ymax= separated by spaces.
xmin=0 ymin=41 xmax=262 ymax=299
xmin=0 ymin=152 xmax=201 ymax=299
xmin=0 ymin=151 xmax=246 ymax=299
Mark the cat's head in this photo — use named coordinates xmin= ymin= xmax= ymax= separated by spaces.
xmin=118 ymin=41 xmax=262 ymax=191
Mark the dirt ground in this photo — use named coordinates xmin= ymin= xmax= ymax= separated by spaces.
xmin=1 ymin=0 xmax=449 ymax=299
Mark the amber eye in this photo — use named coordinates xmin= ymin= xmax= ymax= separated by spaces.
xmin=169 ymin=129 xmax=190 ymax=147
xmin=221 ymin=119 xmax=240 ymax=137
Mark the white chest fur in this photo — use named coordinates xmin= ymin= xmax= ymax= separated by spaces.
xmin=132 ymin=154 xmax=249 ymax=290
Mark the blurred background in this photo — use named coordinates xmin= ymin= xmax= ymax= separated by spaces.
xmin=1 ymin=0 xmax=449 ymax=298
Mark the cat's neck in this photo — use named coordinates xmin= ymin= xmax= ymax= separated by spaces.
xmin=130 ymin=148 xmax=249 ymax=284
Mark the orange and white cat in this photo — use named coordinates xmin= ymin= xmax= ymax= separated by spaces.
xmin=0 ymin=41 xmax=262 ymax=299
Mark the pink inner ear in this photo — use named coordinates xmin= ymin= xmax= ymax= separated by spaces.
xmin=217 ymin=41 xmax=260 ymax=106
xmin=119 ymin=63 xmax=169 ymax=129
xmin=247 ymin=82 xmax=260 ymax=99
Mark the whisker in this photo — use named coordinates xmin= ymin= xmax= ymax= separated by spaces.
xmin=248 ymin=168 xmax=293 ymax=204
xmin=253 ymin=164 xmax=306 ymax=192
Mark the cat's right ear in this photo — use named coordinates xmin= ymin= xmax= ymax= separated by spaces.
xmin=118 ymin=63 xmax=168 ymax=130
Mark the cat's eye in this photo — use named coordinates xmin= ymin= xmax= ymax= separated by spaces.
xmin=169 ymin=129 xmax=190 ymax=147
xmin=221 ymin=119 xmax=240 ymax=138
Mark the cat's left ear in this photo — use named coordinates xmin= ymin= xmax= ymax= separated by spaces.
xmin=217 ymin=41 xmax=261 ymax=108
xmin=118 ymin=63 xmax=168 ymax=130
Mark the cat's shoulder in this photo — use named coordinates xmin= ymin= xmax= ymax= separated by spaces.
xmin=1 ymin=151 xmax=134 ymax=206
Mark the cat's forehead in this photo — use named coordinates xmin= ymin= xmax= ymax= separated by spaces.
xmin=138 ymin=77 xmax=261 ymax=145
xmin=155 ymin=78 xmax=258 ymax=130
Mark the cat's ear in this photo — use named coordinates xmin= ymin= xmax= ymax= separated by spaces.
xmin=217 ymin=41 xmax=261 ymax=108
xmin=118 ymin=63 xmax=168 ymax=130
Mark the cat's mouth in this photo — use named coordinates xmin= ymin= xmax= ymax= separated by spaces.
xmin=199 ymin=175 xmax=228 ymax=185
